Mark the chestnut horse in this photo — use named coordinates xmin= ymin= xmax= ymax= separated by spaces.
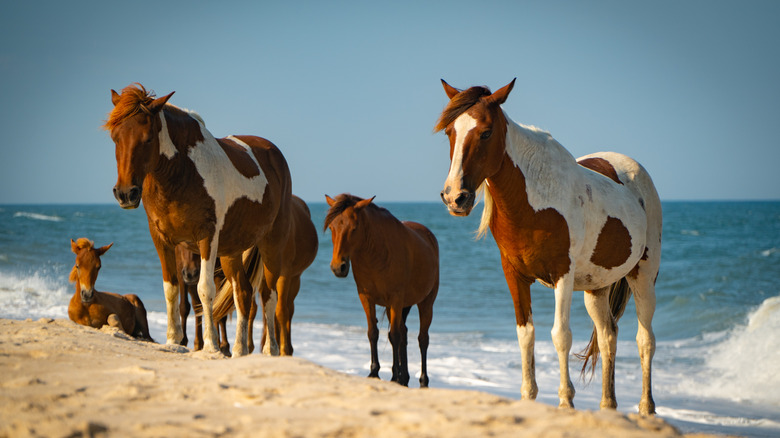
xmin=105 ymin=83 xmax=293 ymax=357
xmin=436 ymin=79 xmax=662 ymax=414
xmin=68 ymin=238 xmax=153 ymax=341
xmin=176 ymin=243 xmax=230 ymax=354
xmin=212 ymin=195 xmax=318 ymax=356
xmin=324 ymin=194 xmax=439 ymax=387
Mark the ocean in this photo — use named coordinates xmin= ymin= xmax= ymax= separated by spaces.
xmin=1 ymin=201 xmax=778 ymax=437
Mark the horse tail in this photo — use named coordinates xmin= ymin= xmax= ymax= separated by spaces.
xmin=211 ymin=247 xmax=263 ymax=322
xmin=577 ymin=277 xmax=632 ymax=379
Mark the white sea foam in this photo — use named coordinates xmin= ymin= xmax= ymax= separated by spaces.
xmin=13 ymin=211 xmax=63 ymax=222
xmin=0 ymin=271 xmax=70 ymax=320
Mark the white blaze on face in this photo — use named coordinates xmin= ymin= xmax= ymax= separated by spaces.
xmin=444 ymin=113 xmax=478 ymax=193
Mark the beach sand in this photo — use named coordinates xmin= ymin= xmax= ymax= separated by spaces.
xmin=0 ymin=318 xmax=716 ymax=438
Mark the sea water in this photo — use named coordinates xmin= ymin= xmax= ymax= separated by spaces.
xmin=1 ymin=201 xmax=778 ymax=437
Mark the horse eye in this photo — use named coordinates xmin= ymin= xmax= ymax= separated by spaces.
xmin=480 ymin=130 xmax=492 ymax=140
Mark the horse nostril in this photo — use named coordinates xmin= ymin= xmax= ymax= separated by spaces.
xmin=128 ymin=186 xmax=141 ymax=203
xmin=454 ymin=191 xmax=470 ymax=207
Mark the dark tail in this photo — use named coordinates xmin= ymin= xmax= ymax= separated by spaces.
xmin=211 ymin=247 xmax=263 ymax=321
xmin=577 ymin=277 xmax=632 ymax=379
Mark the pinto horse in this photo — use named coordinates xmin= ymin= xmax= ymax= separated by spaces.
xmin=68 ymin=238 xmax=153 ymax=341
xmin=105 ymin=83 xmax=293 ymax=357
xmin=436 ymin=79 xmax=662 ymax=415
xmin=212 ymin=195 xmax=318 ymax=356
xmin=176 ymin=243 xmax=230 ymax=354
xmin=324 ymin=194 xmax=439 ymax=387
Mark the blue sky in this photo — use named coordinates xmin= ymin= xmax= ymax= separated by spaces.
xmin=1 ymin=0 xmax=778 ymax=204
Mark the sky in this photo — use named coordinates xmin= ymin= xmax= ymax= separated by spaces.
xmin=1 ymin=0 xmax=778 ymax=204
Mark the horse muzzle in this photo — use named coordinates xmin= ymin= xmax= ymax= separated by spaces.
xmin=113 ymin=185 xmax=142 ymax=209
xmin=440 ymin=187 xmax=475 ymax=217
xmin=80 ymin=288 xmax=95 ymax=304
xmin=331 ymin=259 xmax=350 ymax=278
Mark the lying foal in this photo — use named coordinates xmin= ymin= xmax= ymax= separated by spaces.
xmin=68 ymin=238 xmax=153 ymax=341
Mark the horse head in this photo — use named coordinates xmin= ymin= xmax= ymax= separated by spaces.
xmin=436 ymin=78 xmax=515 ymax=216
xmin=104 ymin=83 xmax=174 ymax=209
xmin=324 ymin=194 xmax=375 ymax=278
xmin=175 ymin=243 xmax=200 ymax=285
xmin=70 ymin=238 xmax=113 ymax=303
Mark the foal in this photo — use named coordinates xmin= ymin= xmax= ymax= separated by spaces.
xmin=68 ymin=238 xmax=153 ymax=341
xmin=325 ymin=194 xmax=439 ymax=387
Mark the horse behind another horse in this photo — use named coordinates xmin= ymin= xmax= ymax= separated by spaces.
xmin=68 ymin=238 xmax=154 ymax=342
xmin=325 ymin=194 xmax=439 ymax=387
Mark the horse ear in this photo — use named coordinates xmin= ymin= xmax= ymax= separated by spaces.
xmin=489 ymin=78 xmax=516 ymax=105
xmin=325 ymin=195 xmax=336 ymax=207
xmin=148 ymin=91 xmax=175 ymax=114
xmin=355 ymin=196 xmax=375 ymax=210
xmin=111 ymin=89 xmax=121 ymax=106
xmin=71 ymin=239 xmax=78 ymax=254
xmin=441 ymin=79 xmax=460 ymax=99
xmin=97 ymin=242 xmax=114 ymax=256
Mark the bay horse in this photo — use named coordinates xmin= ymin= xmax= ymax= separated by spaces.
xmin=68 ymin=238 xmax=154 ymax=341
xmin=324 ymin=194 xmax=439 ymax=387
xmin=176 ymin=243 xmax=230 ymax=355
xmin=105 ymin=83 xmax=293 ymax=357
xmin=436 ymin=79 xmax=661 ymax=415
xmin=213 ymin=195 xmax=318 ymax=356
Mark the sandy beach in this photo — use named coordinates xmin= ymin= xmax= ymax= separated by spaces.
xmin=0 ymin=318 xmax=722 ymax=438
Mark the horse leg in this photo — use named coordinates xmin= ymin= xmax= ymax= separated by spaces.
xmin=259 ymin=272 xmax=279 ymax=356
xmin=155 ymin=242 xmax=184 ymax=346
xmin=276 ymin=275 xmax=300 ymax=356
xmin=627 ymin=273 xmax=657 ymax=415
xmin=584 ymin=286 xmax=618 ymax=409
xmin=248 ymin=291 xmax=258 ymax=354
xmin=218 ymin=316 xmax=231 ymax=356
xmin=125 ymin=293 xmax=154 ymax=342
xmin=107 ymin=314 xmax=125 ymax=332
xmin=196 ymin=239 xmax=220 ymax=353
xmin=388 ymin=305 xmax=409 ymax=386
xmin=220 ymin=255 xmax=253 ymax=357
xmin=179 ymin=283 xmax=190 ymax=347
xmin=417 ymin=284 xmax=438 ymax=388
xmin=551 ymin=274 xmax=575 ymax=408
xmin=190 ymin=287 xmax=204 ymax=351
xmin=358 ymin=293 xmax=380 ymax=378
xmin=501 ymin=255 xmax=538 ymax=400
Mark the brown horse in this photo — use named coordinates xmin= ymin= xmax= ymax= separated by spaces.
xmin=176 ymin=243 xmax=230 ymax=355
xmin=68 ymin=238 xmax=153 ymax=341
xmin=436 ymin=79 xmax=661 ymax=414
xmin=324 ymin=194 xmax=439 ymax=387
xmin=105 ymin=83 xmax=293 ymax=357
xmin=213 ymin=195 xmax=318 ymax=356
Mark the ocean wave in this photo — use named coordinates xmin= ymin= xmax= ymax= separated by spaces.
xmin=673 ymin=295 xmax=780 ymax=407
xmin=13 ymin=211 xmax=64 ymax=222
xmin=0 ymin=270 xmax=70 ymax=320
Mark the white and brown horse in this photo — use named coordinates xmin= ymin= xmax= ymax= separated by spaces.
xmin=105 ymin=83 xmax=293 ymax=357
xmin=436 ymin=79 xmax=661 ymax=415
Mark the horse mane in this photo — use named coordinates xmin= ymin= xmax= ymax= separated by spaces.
xmin=103 ymin=83 xmax=157 ymax=131
xmin=323 ymin=194 xmax=388 ymax=231
xmin=434 ymin=86 xmax=492 ymax=132
xmin=69 ymin=238 xmax=94 ymax=283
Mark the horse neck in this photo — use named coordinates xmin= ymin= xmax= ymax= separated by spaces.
xmin=147 ymin=108 xmax=216 ymax=192
xmin=351 ymin=209 xmax=395 ymax=267
xmin=483 ymin=114 xmax=578 ymax=230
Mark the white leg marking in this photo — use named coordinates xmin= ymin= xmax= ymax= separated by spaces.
xmin=232 ymin=278 xmax=249 ymax=357
xmin=552 ymin=274 xmax=575 ymax=408
xmin=516 ymin=314 xmax=538 ymax=400
xmin=163 ymin=281 xmax=183 ymax=345
xmin=197 ymin=241 xmax=220 ymax=353
xmin=262 ymin=288 xmax=280 ymax=356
